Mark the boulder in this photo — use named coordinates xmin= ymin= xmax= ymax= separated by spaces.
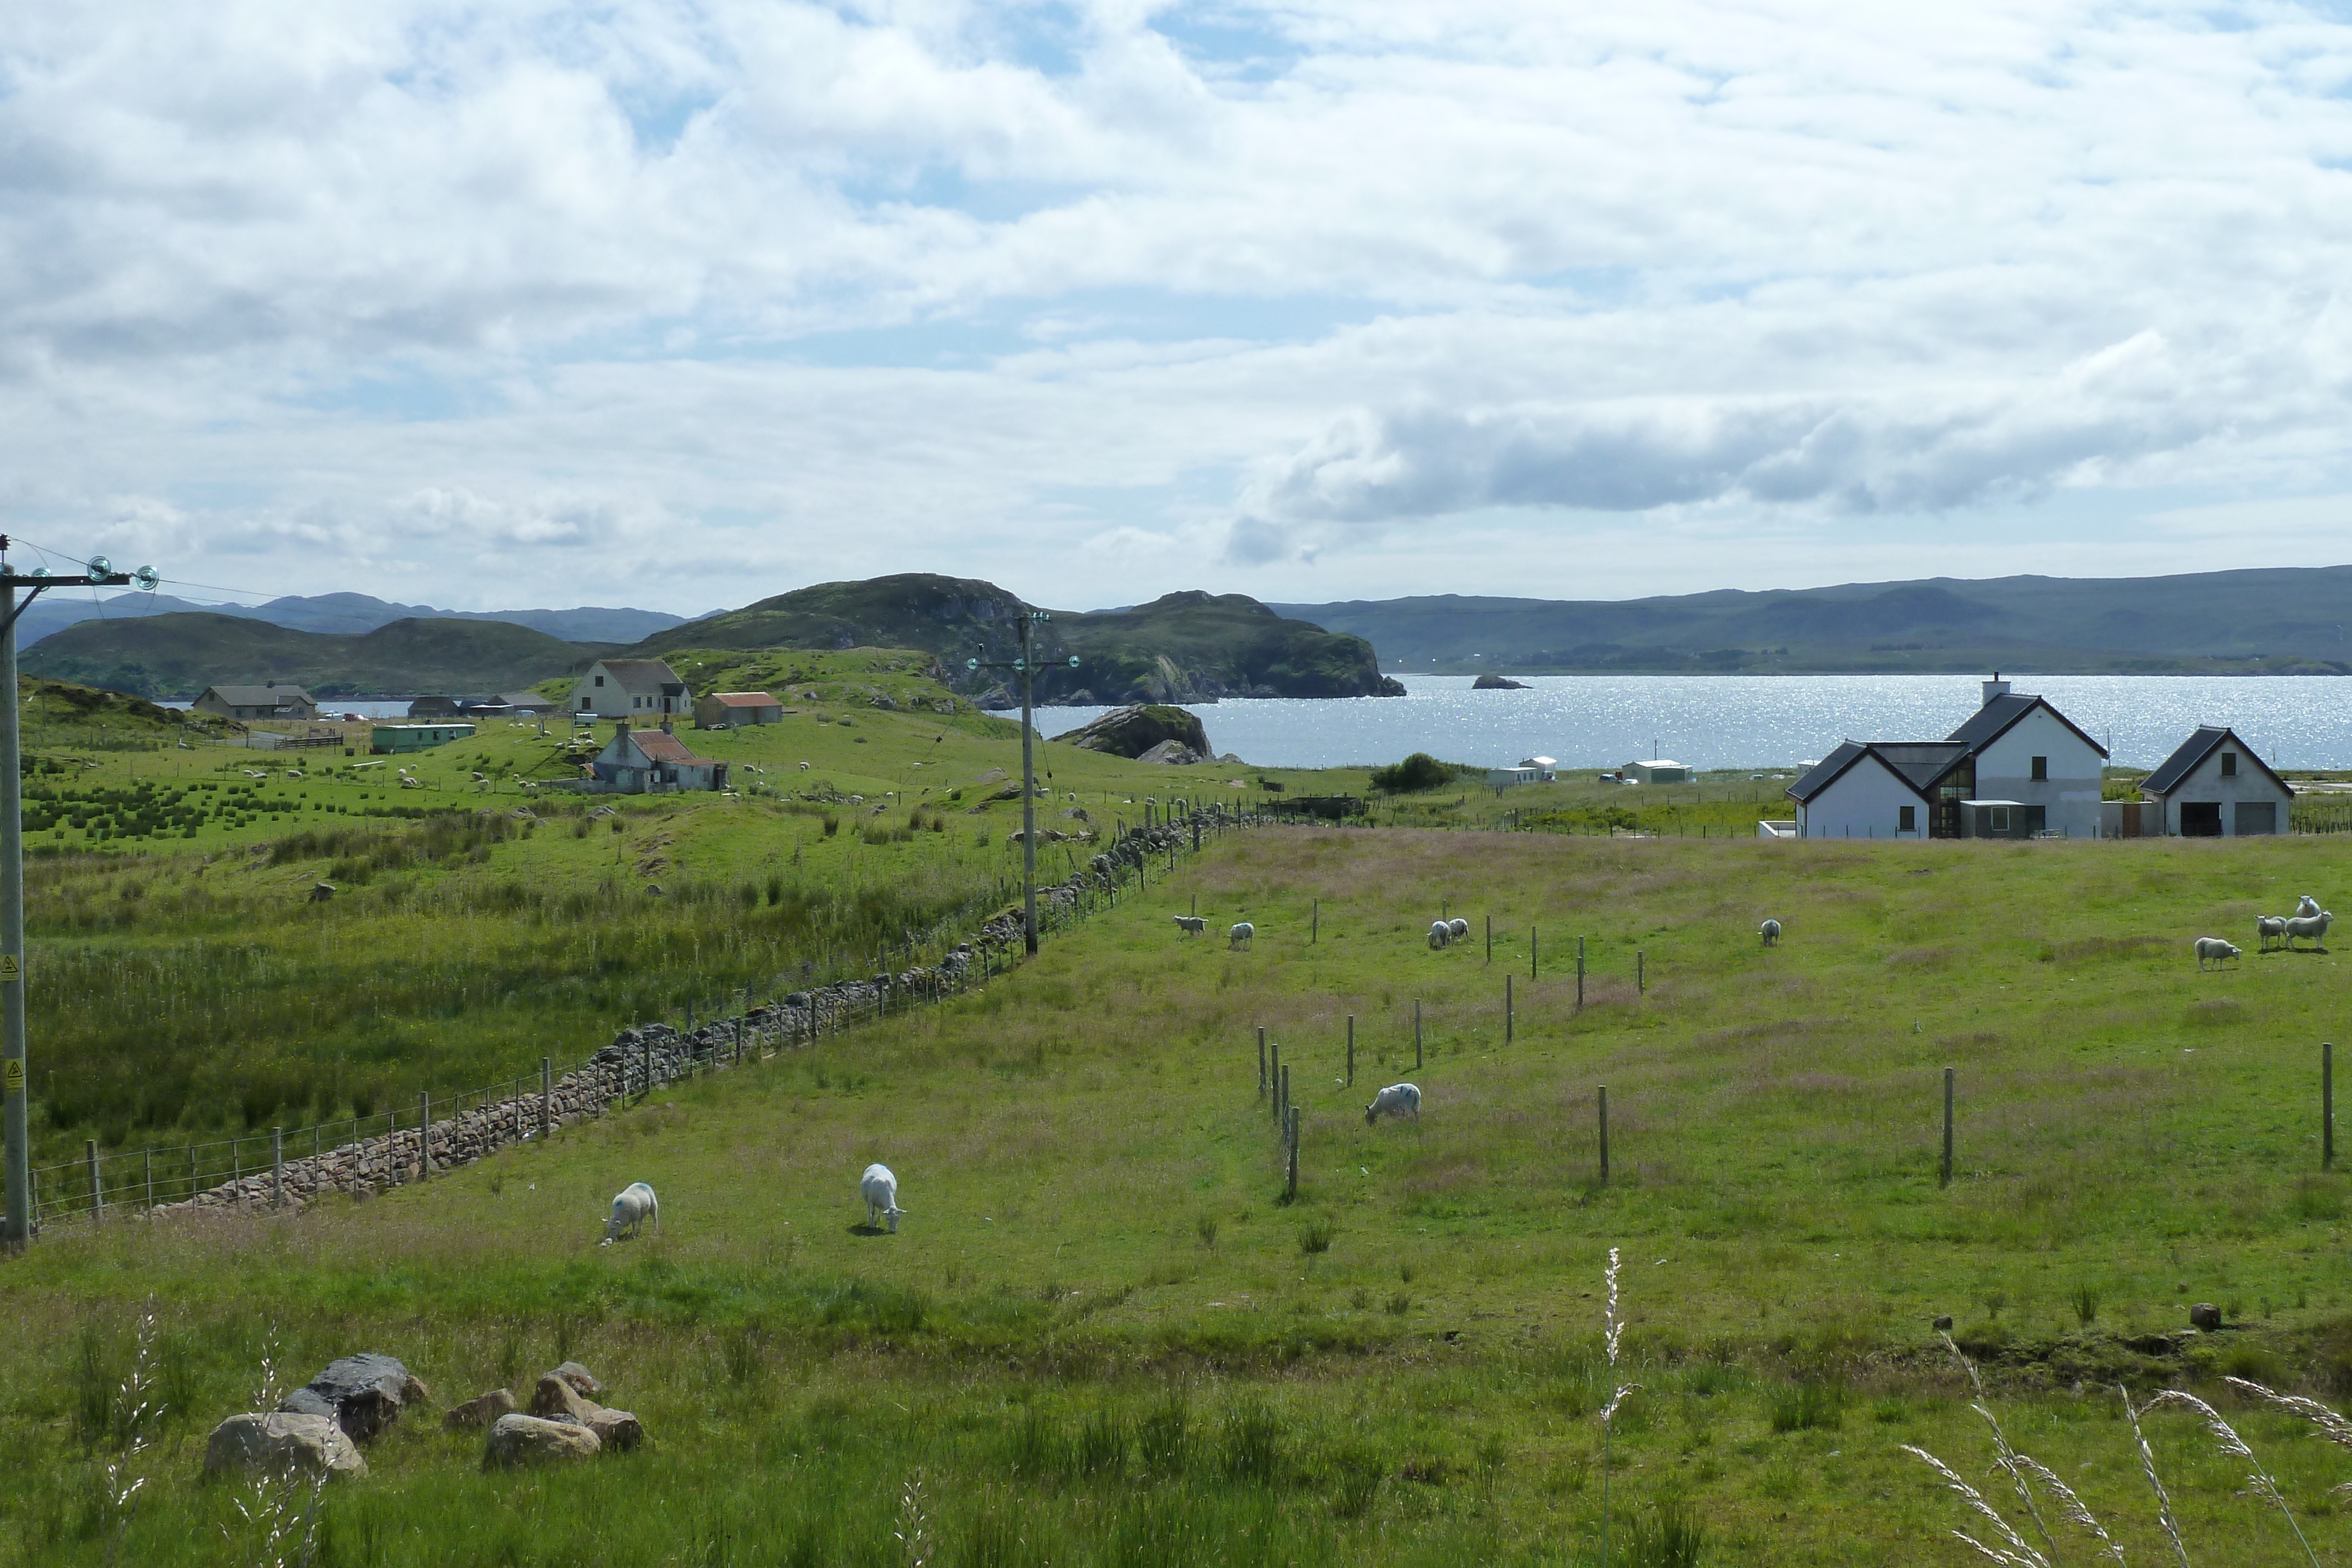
xmin=278 ymin=1352 xmax=415 ymax=1442
xmin=2190 ymin=1302 xmax=2223 ymax=1331
xmin=443 ymin=1389 xmax=519 ymax=1431
xmin=583 ymin=1406 xmax=644 ymax=1452
xmin=1471 ymin=674 xmax=1531 ymax=690
xmin=529 ymin=1372 xmax=642 ymax=1452
xmin=1134 ymin=739 xmax=1201 ymax=766
xmin=552 ymin=1362 xmax=604 ymax=1398
xmin=204 ymin=1412 xmax=368 ymax=1480
xmin=483 ymin=1413 xmax=601 ymax=1469
xmin=1050 ymin=705 xmax=1211 ymax=762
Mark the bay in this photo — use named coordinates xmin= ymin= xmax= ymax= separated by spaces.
xmin=1033 ymin=676 xmax=2352 ymax=772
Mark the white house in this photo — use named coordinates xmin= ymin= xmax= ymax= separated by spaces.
xmin=2137 ymin=726 xmax=2293 ymax=837
xmin=588 ymin=723 xmax=728 ymax=793
xmin=193 ymin=683 xmax=318 ymax=721
xmin=572 ymin=659 xmax=691 ymax=721
xmin=1786 ymin=677 xmax=2109 ymax=840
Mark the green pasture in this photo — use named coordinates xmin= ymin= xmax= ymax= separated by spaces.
xmin=10 ymin=825 xmax=2352 ymax=1564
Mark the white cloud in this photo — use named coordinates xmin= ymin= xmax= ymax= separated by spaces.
xmin=4 ymin=0 xmax=2352 ymax=611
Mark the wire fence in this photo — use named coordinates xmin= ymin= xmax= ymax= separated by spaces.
xmin=26 ymin=802 xmax=1264 ymax=1233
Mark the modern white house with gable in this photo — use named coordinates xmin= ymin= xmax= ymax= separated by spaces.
xmin=1785 ymin=677 xmax=2109 ymax=840
xmin=2136 ymin=726 xmax=2294 ymax=836
xmin=571 ymin=658 xmax=691 ymax=721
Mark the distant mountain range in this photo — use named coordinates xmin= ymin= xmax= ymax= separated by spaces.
xmin=1274 ymin=566 xmax=2352 ymax=675
xmin=22 ymin=614 xmax=610 ymax=699
xmin=16 ymin=591 xmax=684 ymax=651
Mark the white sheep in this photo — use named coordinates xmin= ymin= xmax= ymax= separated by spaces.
xmin=602 ymin=1181 xmax=659 ymax=1243
xmin=2256 ymin=915 xmax=2287 ymax=952
xmin=1229 ymin=921 xmax=1254 ymax=950
xmin=1448 ymin=918 xmax=1469 ymax=940
xmin=861 ymin=1164 xmax=906 ymax=1233
xmin=1760 ymin=919 xmax=1782 ymax=947
xmin=1171 ymin=915 xmax=1207 ymax=937
xmin=1428 ymin=921 xmax=1452 ymax=950
xmin=1364 ymin=1082 xmax=1422 ymax=1125
xmin=2298 ymin=895 xmax=2324 ymax=918
xmin=2194 ymin=937 xmax=2242 ymax=971
xmin=2284 ymin=911 xmax=2334 ymax=951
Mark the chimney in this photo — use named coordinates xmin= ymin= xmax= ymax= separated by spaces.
xmin=1981 ymin=671 xmax=2011 ymax=707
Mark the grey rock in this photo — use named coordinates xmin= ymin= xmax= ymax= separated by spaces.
xmin=552 ymin=1361 xmax=604 ymax=1397
xmin=2190 ymin=1302 xmax=2223 ymax=1331
xmin=443 ymin=1389 xmax=518 ymax=1430
xmin=483 ymin=1413 xmax=600 ymax=1468
xmin=204 ymin=1412 xmax=368 ymax=1479
xmin=278 ymin=1352 xmax=414 ymax=1442
xmin=1932 ymin=1315 xmax=1953 ymax=1332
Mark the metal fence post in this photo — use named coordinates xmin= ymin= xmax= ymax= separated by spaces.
xmin=1597 ymin=1086 xmax=1609 ymax=1185
xmin=419 ymin=1091 xmax=431 ymax=1181
xmin=1286 ymin=1105 xmax=1299 ymax=1202
xmin=1506 ymin=974 xmax=1514 ymax=1044
xmin=85 ymin=1138 xmax=101 ymax=1221
xmin=1576 ymin=935 xmax=1586 ymax=1010
xmin=1414 ymin=999 xmax=1423 ymax=1070
xmin=542 ymin=1057 xmax=553 ymax=1139
xmin=1346 ymin=1015 xmax=1355 ymax=1086
xmin=143 ymin=1149 xmax=153 ymax=1211
xmin=1940 ymin=1068 xmax=1955 ymax=1188
xmin=2326 ymin=1042 xmax=2336 ymax=1171
xmin=272 ymin=1127 xmax=284 ymax=1211
xmin=1258 ymin=1027 xmax=1267 ymax=1098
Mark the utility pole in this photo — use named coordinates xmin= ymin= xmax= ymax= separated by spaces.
xmin=969 ymin=613 xmax=1078 ymax=956
xmin=1 ymin=540 xmax=149 ymax=1251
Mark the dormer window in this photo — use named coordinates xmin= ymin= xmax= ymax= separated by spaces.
xmin=2222 ymin=752 xmax=2237 ymax=777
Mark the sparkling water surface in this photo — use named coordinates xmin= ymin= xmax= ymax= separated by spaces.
xmin=1035 ymin=676 xmax=2352 ymax=773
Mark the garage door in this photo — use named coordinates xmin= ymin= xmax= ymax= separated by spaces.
xmin=2234 ymin=801 xmax=2277 ymax=836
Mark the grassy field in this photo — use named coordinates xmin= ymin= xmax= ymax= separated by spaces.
xmin=10 ymin=819 xmax=2352 ymax=1565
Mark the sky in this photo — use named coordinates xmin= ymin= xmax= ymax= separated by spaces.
xmin=6 ymin=0 xmax=2352 ymax=616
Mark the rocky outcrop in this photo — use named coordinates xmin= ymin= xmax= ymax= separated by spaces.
xmin=1051 ymin=705 xmax=1210 ymax=760
xmin=1471 ymin=673 xmax=1531 ymax=690
xmin=277 ymin=1353 xmax=422 ymax=1441
xmin=205 ymin=1413 xmax=368 ymax=1479
xmin=484 ymin=1414 xmax=600 ymax=1468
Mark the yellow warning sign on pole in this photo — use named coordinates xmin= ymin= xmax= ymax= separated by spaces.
xmin=2 ymin=1060 xmax=19 ymax=1096
xmin=0 ymin=954 xmax=19 ymax=982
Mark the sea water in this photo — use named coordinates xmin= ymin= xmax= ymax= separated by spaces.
xmin=1036 ymin=676 xmax=2352 ymax=772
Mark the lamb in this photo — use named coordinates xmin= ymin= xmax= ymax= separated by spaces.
xmin=1364 ymin=1083 xmax=1422 ymax=1125
xmin=2194 ymin=937 xmax=2242 ymax=971
xmin=2298 ymin=895 xmax=2324 ymax=918
xmin=2283 ymin=911 xmax=2334 ymax=951
xmin=2256 ymin=915 xmax=2288 ymax=952
xmin=861 ymin=1164 xmax=906 ymax=1233
xmin=1229 ymin=921 xmax=1254 ymax=950
xmin=1171 ymin=915 xmax=1208 ymax=937
xmin=1760 ymin=919 xmax=1782 ymax=947
xmin=1428 ymin=921 xmax=1452 ymax=950
xmin=602 ymin=1182 xmax=659 ymax=1244
xmin=1448 ymin=918 xmax=1469 ymax=940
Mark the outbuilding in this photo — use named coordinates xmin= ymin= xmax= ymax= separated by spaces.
xmin=369 ymin=723 xmax=475 ymax=754
xmin=193 ymin=683 xmax=318 ymax=721
xmin=589 ymin=723 xmax=729 ymax=793
xmin=1621 ymin=758 xmax=1691 ymax=784
xmin=2138 ymin=726 xmax=2294 ymax=837
xmin=694 ymin=691 xmax=784 ymax=729
xmin=1487 ymin=765 xmax=1538 ymax=789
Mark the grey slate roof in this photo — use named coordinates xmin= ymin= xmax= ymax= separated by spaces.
xmin=2142 ymin=726 xmax=2294 ymax=798
xmin=202 ymin=684 xmax=313 ymax=707
xmin=597 ymin=659 xmax=687 ymax=696
xmin=1870 ymin=743 xmax=1972 ymax=792
xmin=1787 ymin=741 xmax=1872 ymax=804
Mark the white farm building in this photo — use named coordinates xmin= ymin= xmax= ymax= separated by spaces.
xmin=1785 ymin=677 xmax=2108 ymax=840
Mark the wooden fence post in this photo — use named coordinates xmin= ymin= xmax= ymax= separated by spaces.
xmin=1286 ymin=1106 xmax=1299 ymax=1203
xmin=1347 ymin=1015 xmax=1355 ymax=1086
xmin=85 ymin=1139 xmax=102 ymax=1220
xmin=1506 ymin=974 xmax=1514 ymax=1044
xmin=1576 ymin=936 xmax=1586 ymax=1010
xmin=1414 ymin=999 xmax=1423 ymax=1070
xmin=1485 ymin=914 xmax=1492 ymax=964
xmin=143 ymin=1149 xmax=153 ymax=1211
xmin=1638 ymin=951 xmax=1645 ymax=995
xmin=2326 ymin=1042 xmax=2334 ymax=1171
xmin=1281 ymin=1064 xmax=1291 ymax=1131
xmin=1940 ymin=1068 xmax=1955 ymax=1188
xmin=1271 ymin=1044 xmax=1282 ymax=1121
xmin=272 ymin=1127 xmax=284 ymax=1211
xmin=1258 ymin=1027 xmax=1267 ymax=1098
xmin=542 ymin=1057 xmax=553 ymax=1139
xmin=1312 ymin=899 xmax=1318 ymax=944
xmin=1532 ymin=927 xmax=1538 ymax=979
xmin=1597 ymin=1087 xmax=1609 ymax=1185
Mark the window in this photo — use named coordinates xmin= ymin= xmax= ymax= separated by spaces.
xmin=2030 ymin=755 xmax=2047 ymax=782
xmin=594 ymin=674 xmax=605 ymax=687
xmin=1989 ymin=806 xmax=2010 ymax=833
xmin=1899 ymin=805 xmax=1916 ymax=832
xmin=2221 ymin=752 xmax=2237 ymax=777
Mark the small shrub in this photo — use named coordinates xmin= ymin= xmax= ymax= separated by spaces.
xmin=1767 ymin=1381 xmax=1843 ymax=1433
xmin=822 ymin=815 xmax=840 ymax=837
xmin=1299 ymin=1218 xmax=1335 ymax=1256
xmin=1220 ymin=1405 xmax=1282 ymax=1483
xmin=1385 ymin=1293 xmax=1411 ymax=1316
xmin=1368 ymin=753 xmax=1465 ymax=794
xmin=1619 ymin=1499 xmax=1709 ymax=1568
xmin=1138 ymin=1396 xmax=1188 ymax=1475
xmin=1076 ymin=1408 xmax=1127 ymax=1476
xmin=1195 ymin=1213 xmax=1218 ymax=1249
xmin=2073 ymin=1284 xmax=2100 ymax=1326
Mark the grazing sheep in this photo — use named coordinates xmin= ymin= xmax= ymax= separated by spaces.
xmin=1760 ymin=919 xmax=1782 ymax=947
xmin=1448 ymin=918 xmax=1469 ymax=940
xmin=1229 ymin=921 xmax=1254 ymax=950
xmin=1428 ymin=921 xmax=1452 ymax=950
xmin=1364 ymin=1083 xmax=1422 ymax=1126
xmin=2194 ymin=937 xmax=2242 ymax=971
xmin=2256 ymin=915 xmax=2288 ymax=952
xmin=2284 ymin=911 xmax=2335 ymax=951
xmin=2298 ymin=895 xmax=2324 ymax=918
xmin=602 ymin=1182 xmax=658 ymax=1244
xmin=861 ymin=1164 xmax=906 ymax=1233
xmin=1171 ymin=915 xmax=1207 ymax=937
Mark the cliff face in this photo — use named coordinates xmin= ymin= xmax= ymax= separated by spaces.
xmin=626 ymin=577 xmax=1399 ymax=703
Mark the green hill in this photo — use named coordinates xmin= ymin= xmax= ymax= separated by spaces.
xmin=626 ymin=574 xmax=1398 ymax=703
xmin=1276 ymin=564 xmax=2352 ymax=674
xmin=20 ymin=612 xmax=612 ymax=698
